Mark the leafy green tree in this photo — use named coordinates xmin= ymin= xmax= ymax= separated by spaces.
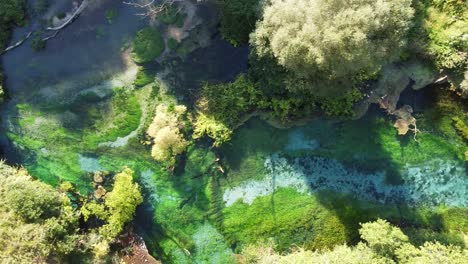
xmin=360 ymin=219 xmax=409 ymax=258
xmin=242 ymin=219 xmax=467 ymax=264
xmin=194 ymin=74 xmax=259 ymax=146
xmin=132 ymin=27 xmax=165 ymax=63
xmin=0 ymin=162 xmax=79 ymax=263
xmin=0 ymin=0 xmax=26 ymax=49
xmin=81 ymin=169 xmax=143 ymax=240
xmin=251 ymin=0 xmax=414 ymax=94
xmin=146 ymin=104 xmax=188 ymax=164
xmin=217 ymin=0 xmax=260 ymax=46
xmin=396 ymin=241 xmax=468 ymax=264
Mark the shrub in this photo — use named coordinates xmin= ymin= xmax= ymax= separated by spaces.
xmin=147 ymin=104 xmax=188 ymax=164
xmin=134 ymin=67 xmax=154 ymax=88
xmin=132 ymin=27 xmax=165 ymax=63
xmin=217 ymin=0 xmax=260 ymax=46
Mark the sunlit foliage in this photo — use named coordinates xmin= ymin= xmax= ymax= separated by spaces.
xmin=251 ymin=0 xmax=414 ymax=94
xmin=147 ymin=104 xmax=188 ymax=164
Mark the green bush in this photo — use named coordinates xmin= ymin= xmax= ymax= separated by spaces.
xmin=134 ymin=67 xmax=154 ymax=88
xmin=194 ymin=74 xmax=260 ymax=146
xmin=320 ymin=88 xmax=363 ymax=117
xmin=132 ymin=27 xmax=165 ymax=63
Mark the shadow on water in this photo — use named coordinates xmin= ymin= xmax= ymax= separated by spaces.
xmin=1 ymin=0 xmax=144 ymax=99
xmin=219 ymin=83 xmax=467 ymax=250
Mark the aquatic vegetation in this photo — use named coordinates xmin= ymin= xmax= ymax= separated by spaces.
xmin=134 ymin=67 xmax=155 ymax=88
xmin=132 ymin=27 xmax=165 ymax=63
xmin=240 ymin=219 xmax=468 ymax=264
xmin=1 ymin=0 xmax=467 ymax=263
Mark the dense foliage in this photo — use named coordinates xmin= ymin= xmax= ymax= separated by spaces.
xmin=132 ymin=27 xmax=165 ymax=63
xmin=217 ymin=0 xmax=260 ymax=46
xmin=0 ymin=0 xmax=26 ymax=49
xmin=0 ymin=162 xmax=144 ymax=263
xmin=241 ymin=219 xmax=468 ymax=263
xmin=147 ymin=104 xmax=189 ymax=164
xmin=90 ymin=168 xmax=143 ymax=239
xmin=0 ymin=162 xmax=79 ymax=263
xmin=251 ymin=0 xmax=414 ymax=95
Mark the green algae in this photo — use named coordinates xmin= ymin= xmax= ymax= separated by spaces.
xmin=222 ymin=188 xmax=467 ymax=252
xmin=6 ymin=87 xmax=142 ymax=191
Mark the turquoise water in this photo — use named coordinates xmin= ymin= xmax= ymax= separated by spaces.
xmin=0 ymin=0 xmax=466 ymax=262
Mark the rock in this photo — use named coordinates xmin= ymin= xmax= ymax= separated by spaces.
xmin=94 ymin=185 xmax=107 ymax=199
xmin=93 ymin=171 xmax=106 ymax=183
xmin=367 ymin=61 xmax=438 ymax=113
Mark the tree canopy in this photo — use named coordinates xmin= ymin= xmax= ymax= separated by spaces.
xmin=0 ymin=162 xmax=79 ymax=263
xmin=251 ymin=0 xmax=414 ymax=94
xmin=241 ymin=219 xmax=468 ymax=264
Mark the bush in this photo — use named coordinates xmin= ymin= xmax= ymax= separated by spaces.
xmin=133 ymin=67 xmax=154 ymax=88
xmin=132 ymin=27 xmax=165 ymax=63
xmin=193 ymin=74 xmax=260 ymax=146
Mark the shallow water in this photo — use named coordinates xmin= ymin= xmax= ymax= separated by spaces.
xmin=2 ymin=0 xmax=144 ymax=98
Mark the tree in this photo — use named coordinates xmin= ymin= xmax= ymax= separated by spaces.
xmin=251 ymin=0 xmax=414 ymax=94
xmin=0 ymin=162 xmax=79 ymax=263
xmin=147 ymin=104 xmax=188 ymax=164
xmin=100 ymin=168 xmax=143 ymax=239
xmin=132 ymin=27 xmax=165 ymax=63
xmin=359 ymin=219 xmax=409 ymax=258
xmin=82 ymin=168 xmax=143 ymax=240
xmin=240 ymin=219 xmax=467 ymax=264
xmin=396 ymin=242 xmax=468 ymax=264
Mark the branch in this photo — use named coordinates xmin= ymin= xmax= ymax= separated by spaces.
xmin=46 ymin=0 xmax=88 ymax=31
xmin=1 ymin=31 xmax=32 ymax=55
xmin=123 ymin=0 xmax=176 ymax=22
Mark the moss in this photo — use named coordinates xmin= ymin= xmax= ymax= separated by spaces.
xmin=82 ymin=88 xmax=142 ymax=149
xmin=134 ymin=67 xmax=154 ymax=88
xmin=132 ymin=27 xmax=165 ymax=64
